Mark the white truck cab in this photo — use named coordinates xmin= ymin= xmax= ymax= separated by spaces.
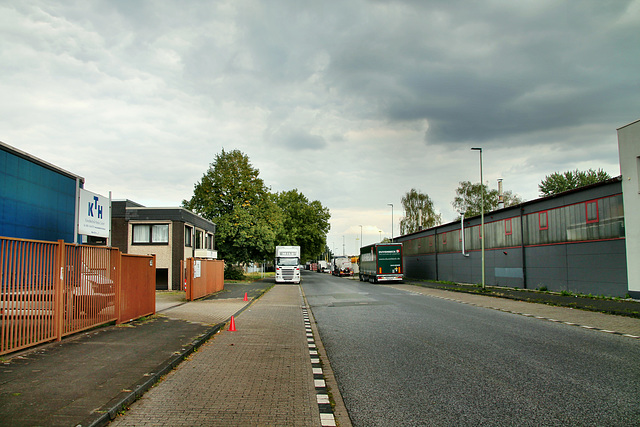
xmin=275 ymin=245 xmax=301 ymax=284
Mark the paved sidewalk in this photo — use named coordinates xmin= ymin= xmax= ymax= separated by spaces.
xmin=0 ymin=284 xmax=266 ymax=427
xmin=389 ymin=284 xmax=640 ymax=338
xmin=111 ymin=285 xmax=322 ymax=426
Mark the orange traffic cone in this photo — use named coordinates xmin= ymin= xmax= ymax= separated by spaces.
xmin=229 ymin=316 xmax=236 ymax=332
xmin=243 ymin=292 xmax=248 ymax=302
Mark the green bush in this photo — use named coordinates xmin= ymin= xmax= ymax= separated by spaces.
xmin=224 ymin=264 xmax=245 ymax=281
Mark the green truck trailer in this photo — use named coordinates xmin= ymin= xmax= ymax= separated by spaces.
xmin=359 ymin=243 xmax=404 ymax=283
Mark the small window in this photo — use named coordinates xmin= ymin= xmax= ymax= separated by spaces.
xmin=133 ymin=224 xmax=169 ymax=244
xmin=539 ymin=211 xmax=549 ymax=230
xmin=505 ymin=218 xmax=512 ymax=235
xmin=185 ymin=226 xmax=193 ymax=247
xmin=479 ymin=225 xmax=483 ymax=239
xmin=429 ymin=236 xmax=433 ymax=247
xmin=195 ymin=230 xmax=203 ymax=249
xmin=586 ymin=200 xmax=599 ymax=224
xmin=459 ymin=229 xmax=462 ymax=242
xmin=442 ymin=233 xmax=447 ymax=245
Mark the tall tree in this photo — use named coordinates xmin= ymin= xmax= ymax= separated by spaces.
xmin=182 ymin=149 xmax=282 ymax=264
xmin=452 ymin=181 xmax=523 ymax=218
xmin=399 ymin=188 xmax=441 ymax=235
xmin=275 ymin=189 xmax=331 ymax=263
xmin=538 ymin=169 xmax=612 ymax=197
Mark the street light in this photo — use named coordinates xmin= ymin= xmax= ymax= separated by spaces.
xmin=359 ymin=225 xmax=363 ymax=249
xmin=471 ymin=147 xmax=485 ymax=289
xmin=388 ymin=203 xmax=394 ymax=242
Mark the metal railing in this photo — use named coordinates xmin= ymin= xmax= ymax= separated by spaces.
xmin=1 ymin=237 xmax=155 ymax=356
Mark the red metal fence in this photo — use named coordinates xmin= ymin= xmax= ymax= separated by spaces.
xmin=119 ymin=254 xmax=156 ymax=323
xmin=183 ymin=258 xmax=224 ymax=301
xmin=1 ymin=237 xmax=155 ymax=356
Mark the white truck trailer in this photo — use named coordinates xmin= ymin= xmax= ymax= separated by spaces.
xmin=275 ymin=246 xmax=301 ymax=284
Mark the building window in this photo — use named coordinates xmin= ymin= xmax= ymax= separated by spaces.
xmin=586 ymin=200 xmax=599 ymax=224
xmin=195 ymin=230 xmax=203 ymax=249
xmin=442 ymin=233 xmax=447 ymax=245
xmin=132 ymin=224 xmax=169 ymax=244
xmin=539 ymin=211 xmax=549 ymax=230
xmin=205 ymin=234 xmax=213 ymax=249
xmin=185 ymin=225 xmax=193 ymax=247
xmin=505 ymin=218 xmax=512 ymax=235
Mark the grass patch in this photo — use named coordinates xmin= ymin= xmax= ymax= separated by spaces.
xmin=225 ymin=272 xmax=275 ymax=284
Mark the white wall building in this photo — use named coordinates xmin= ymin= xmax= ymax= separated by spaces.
xmin=617 ymin=118 xmax=640 ymax=298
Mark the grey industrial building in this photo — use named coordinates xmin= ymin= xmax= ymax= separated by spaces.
xmin=395 ymin=178 xmax=628 ymax=297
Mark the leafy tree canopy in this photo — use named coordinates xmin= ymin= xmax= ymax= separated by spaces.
xmin=182 ymin=149 xmax=281 ymax=264
xmin=399 ymin=188 xmax=442 ymax=235
xmin=538 ymin=168 xmax=612 ymax=197
xmin=182 ymin=149 xmax=331 ymax=264
xmin=275 ymin=189 xmax=331 ymax=263
xmin=452 ymin=181 xmax=523 ymax=218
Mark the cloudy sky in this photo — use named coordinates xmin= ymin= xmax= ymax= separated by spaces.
xmin=2 ymin=0 xmax=639 ymax=255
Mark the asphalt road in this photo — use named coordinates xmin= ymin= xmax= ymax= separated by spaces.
xmin=301 ymin=270 xmax=640 ymax=426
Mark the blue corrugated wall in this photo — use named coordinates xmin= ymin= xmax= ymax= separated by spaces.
xmin=0 ymin=149 xmax=77 ymax=242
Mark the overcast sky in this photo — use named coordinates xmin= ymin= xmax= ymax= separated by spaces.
xmin=2 ymin=0 xmax=638 ymax=255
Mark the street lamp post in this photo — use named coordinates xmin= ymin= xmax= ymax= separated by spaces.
xmin=388 ymin=203 xmax=394 ymax=242
xmin=359 ymin=225 xmax=363 ymax=249
xmin=471 ymin=147 xmax=485 ymax=289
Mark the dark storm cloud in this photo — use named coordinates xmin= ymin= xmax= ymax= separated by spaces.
xmin=320 ymin=0 xmax=640 ymax=145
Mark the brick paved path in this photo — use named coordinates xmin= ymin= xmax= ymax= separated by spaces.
xmin=389 ymin=284 xmax=640 ymax=338
xmin=111 ymin=285 xmax=320 ymax=426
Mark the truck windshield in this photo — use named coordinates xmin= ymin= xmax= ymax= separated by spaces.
xmin=276 ymin=257 xmax=299 ymax=267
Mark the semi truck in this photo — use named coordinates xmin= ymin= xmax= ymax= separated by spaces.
xmin=359 ymin=243 xmax=403 ymax=283
xmin=317 ymin=260 xmax=329 ymax=273
xmin=275 ymin=245 xmax=301 ymax=284
xmin=331 ymin=256 xmax=353 ymax=276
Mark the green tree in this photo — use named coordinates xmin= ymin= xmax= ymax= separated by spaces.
xmin=538 ymin=168 xmax=612 ymax=197
xmin=399 ymin=188 xmax=441 ymax=235
xmin=182 ymin=149 xmax=282 ymax=264
xmin=275 ymin=189 xmax=331 ymax=263
xmin=452 ymin=181 xmax=523 ymax=218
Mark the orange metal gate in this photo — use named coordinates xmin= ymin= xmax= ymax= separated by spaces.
xmin=1 ymin=237 xmax=156 ymax=356
xmin=184 ymin=258 xmax=224 ymax=301
xmin=119 ymin=254 xmax=156 ymax=324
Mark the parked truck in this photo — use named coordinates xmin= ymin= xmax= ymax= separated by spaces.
xmin=317 ymin=260 xmax=329 ymax=273
xmin=359 ymin=243 xmax=403 ymax=283
xmin=331 ymin=256 xmax=353 ymax=277
xmin=275 ymin=245 xmax=301 ymax=284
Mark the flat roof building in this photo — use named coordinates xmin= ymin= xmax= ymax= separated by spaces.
xmin=111 ymin=201 xmax=217 ymax=290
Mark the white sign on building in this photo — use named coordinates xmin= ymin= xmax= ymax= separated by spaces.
xmin=78 ymin=188 xmax=111 ymax=238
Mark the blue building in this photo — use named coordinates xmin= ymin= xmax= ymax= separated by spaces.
xmin=1 ymin=141 xmax=84 ymax=243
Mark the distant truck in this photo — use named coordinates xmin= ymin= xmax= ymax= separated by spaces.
xmin=331 ymin=256 xmax=353 ymax=277
xmin=359 ymin=243 xmax=403 ymax=283
xmin=275 ymin=246 xmax=301 ymax=284
xmin=317 ymin=260 xmax=329 ymax=273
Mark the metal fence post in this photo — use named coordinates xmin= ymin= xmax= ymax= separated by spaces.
xmin=54 ymin=240 xmax=65 ymax=342
xmin=113 ymin=248 xmax=122 ymax=324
